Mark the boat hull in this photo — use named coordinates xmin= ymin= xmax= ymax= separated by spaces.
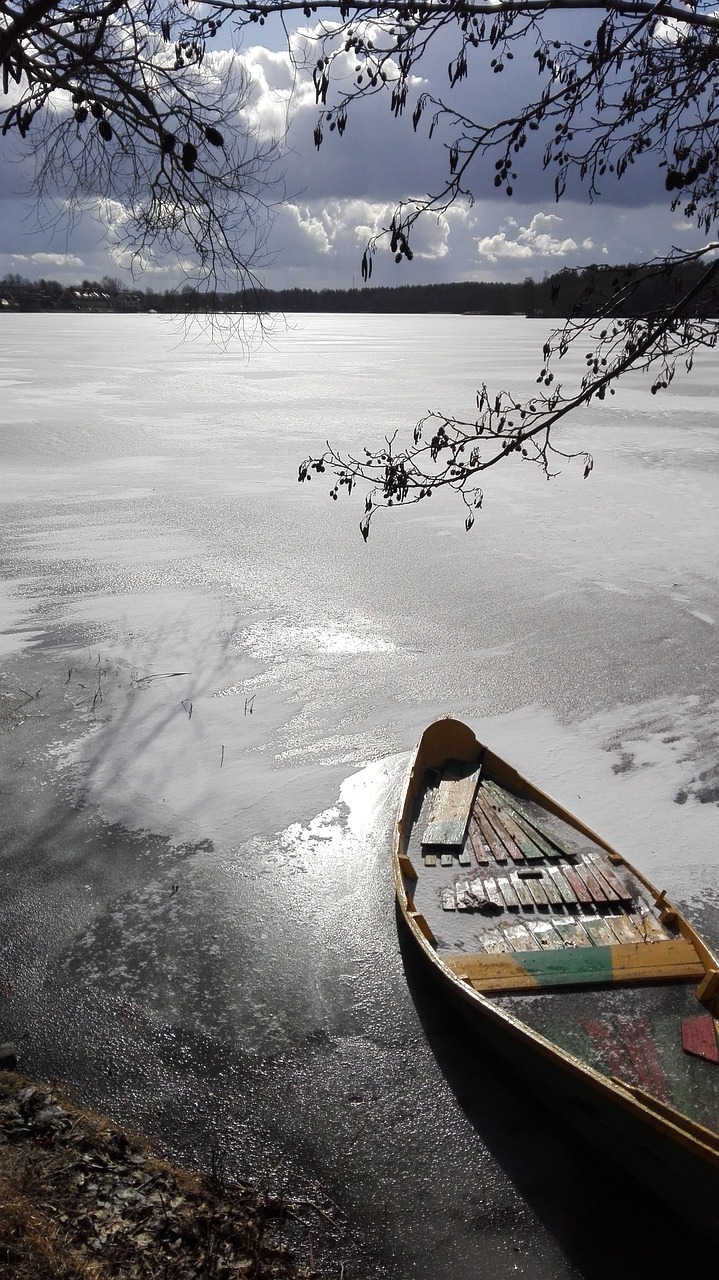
xmin=394 ymin=718 xmax=719 ymax=1236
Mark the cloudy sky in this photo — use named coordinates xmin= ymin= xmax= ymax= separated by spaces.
xmin=0 ymin=11 xmax=708 ymax=290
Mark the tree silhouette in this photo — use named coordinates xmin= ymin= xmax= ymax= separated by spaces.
xmin=4 ymin=3 xmax=719 ymax=532
xmin=227 ymin=0 xmax=717 ymax=535
xmin=1 ymin=1 xmax=283 ymax=290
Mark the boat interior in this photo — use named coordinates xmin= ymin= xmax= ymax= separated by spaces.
xmin=403 ymin=758 xmax=707 ymax=997
xmin=398 ymin=738 xmax=719 ymax=1155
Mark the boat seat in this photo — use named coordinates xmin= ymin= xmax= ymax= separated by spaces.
xmin=443 ymin=939 xmax=705 ymax=994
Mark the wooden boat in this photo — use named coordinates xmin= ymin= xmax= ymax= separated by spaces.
xmin=394 ymin=718 xmax=719 ymax=1234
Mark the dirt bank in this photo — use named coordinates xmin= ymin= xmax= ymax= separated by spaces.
xmin=0 ymin=1070 xmax=325 ymax=1280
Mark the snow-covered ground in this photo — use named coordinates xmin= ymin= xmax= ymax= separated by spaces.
xmin=1 ymin=313 xmax=718 ymax=1278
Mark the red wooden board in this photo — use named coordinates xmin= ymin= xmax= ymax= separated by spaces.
xmin=562 ymin=864 xmax=594 ymax=906
xmin=681 ymin=1015 xmax=719 ymax=1063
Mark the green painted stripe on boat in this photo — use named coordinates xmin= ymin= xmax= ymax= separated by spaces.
xmin=518 ymin=945 xmax=615 ymax=987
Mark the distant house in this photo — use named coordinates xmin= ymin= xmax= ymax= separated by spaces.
xmin=115 ymin=292 xmax=142 ymax=312
xmin=70 ymin=288 xmax=113 ymax=311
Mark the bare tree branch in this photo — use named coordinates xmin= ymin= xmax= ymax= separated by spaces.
xmin=263 ymin=1 xmax=719 ymax=533
xmin=4 ymin=2 xmax=719 ymax=530
xmin=1 ymin=1 xmax=285 ymax=292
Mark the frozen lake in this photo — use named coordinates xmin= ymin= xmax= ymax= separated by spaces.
xmin=1 ymin=312 xmax=718 ymax=1276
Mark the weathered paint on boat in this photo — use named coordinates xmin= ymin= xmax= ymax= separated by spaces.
xmin=393 ymin=718 xmax=719 ymax=1236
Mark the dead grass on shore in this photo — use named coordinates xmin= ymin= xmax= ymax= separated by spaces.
xmin=0 ymin=1071 xmax=315 ymax=1280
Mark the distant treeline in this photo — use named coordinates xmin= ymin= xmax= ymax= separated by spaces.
xmin=1 ymin=262 xmax=716 ymax=318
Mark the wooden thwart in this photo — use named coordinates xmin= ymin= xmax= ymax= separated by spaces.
xmin=443 ymin=938 xmax=705 ymax=995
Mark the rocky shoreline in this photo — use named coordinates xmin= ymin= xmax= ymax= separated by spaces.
xmin=0 ymin=1068 xmax=321 ymax=1279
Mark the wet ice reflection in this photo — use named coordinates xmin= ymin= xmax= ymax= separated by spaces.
xmin=2 ymin=314 xmax=719 ymax=1277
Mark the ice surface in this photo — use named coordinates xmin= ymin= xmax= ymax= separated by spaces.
xmin=1 ymin=313 xmax=718 ymax=1278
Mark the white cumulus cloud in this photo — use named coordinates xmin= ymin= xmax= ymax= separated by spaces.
xmin=477 ymin=213 xmax=581 ymax=263
xmin=4 ymin=251 xmax=84 ymax=268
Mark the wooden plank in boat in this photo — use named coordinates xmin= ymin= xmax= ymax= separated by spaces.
xmin=547 ymin=866 xmax=577 ymax=906
xmin=423 ymin=764 xmax=481 ymax=846
xmin=524 ymin=876 xmax=549 ymax=909
xmin=467 ymin=816 xmax=491 ymax=865
xmin=552 ymin=919 xmax=593 ymax=948
xmin=495 ymin=876 xmax=521 ymax=911
xmin=455 ymin=881 xmax=477 ymax=911
xmin=484 ymin=780 xmax=580 ymax=860
xmin=502 ymin=922 xmax=536 ymax=951
xmin=476 ymin=792 xmax=525 ymax=862
xmin=562 ymin=864 xmax=594 ymax=907
xmin=474 ymin=802 xmax=513 ymax=863
xmin=604 ymin=914 xmax=643 ymax=944
xmin=482 ymin=877 xmax=506 ymax=912
xmin=632 ymin=911 xmax=668 ymax=942
xmin=529 ymin=920 xmax=564 ymax=949
xmin=586 ymin=853 xmax=634 ymax=905
xmin=481 ymin=929 xmax=509 ymax=955
xmin=573 ymin=862 xmax=608 ymax=905
xmin=582 ymin=917 xmax=618 ymax=948
xmin=681 ymin=1015 xmax=719 ymax=1063
xmin=584 ymin=853 xmax=620 ymax=903
xmin=468 ymin=877 xmax=488 ymax=908
xmin=537 ymin=872 xmax=563 ymax=908
xmin=479 ymin=790 xmax=545 ymax=861
xmin=509 ymin=871 xmax=534 ymax=909
xmin=484 ymin=781 xmax=565 ymax=861
xmin=497 ymin=808 xmax=561 ymax=861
